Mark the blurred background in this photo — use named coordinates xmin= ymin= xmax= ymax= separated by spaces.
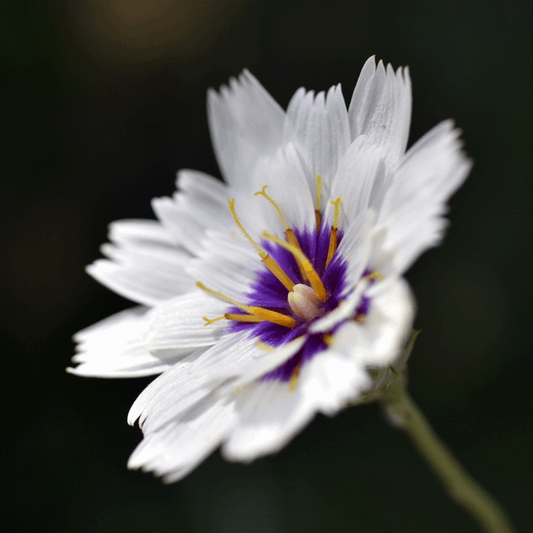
xmin=1 ymin=0 xmax=532 ymax=531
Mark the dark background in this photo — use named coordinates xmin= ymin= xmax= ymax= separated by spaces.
xmin=2 ymin=0 xmax=532 ymax=532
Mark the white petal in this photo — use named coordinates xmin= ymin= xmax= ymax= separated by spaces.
xmin=128 ymin=393 xmax=236 ymax=483
xmin=128 ymin=332 xmax=260 ymax=432
xmin=334 ymin=207 xmax=375 ymax=285
xmin=146 ymin=292 xmax=230 ymax=357
xmin=222 ymin=345 xmax=369 ymax=462
xmin=214 ymin=145 xmax=316 ymax=247
xmin=87 ymin=242 xmax=193 ymax=307
xmin=208 ymin=70 xmax=286 ymax=189
xmin=333 ymin=277 xmax=415 ymax=368
xmin=285 ymin=84 xmax=351 ymax=193
xmin=214 ymin=335 xmax=306 ymax=390
xmin=362 ymin=226 xmax=398 ymax=279
xmin=300 ymin=349 xmax=372 ymax=415
xmin=108 ymin=219 xmax=179 ymax=247
xmin=69 ymin=307 xmax=174 ymax=377
xmin=348 ymin=57 xmax=412 ymax=172
xmin=248 ymin=143 xmax=316 ymax=232
xmin=222 ymin=380 xmax=316 ymax=462
xmin=310 ymin=279 xmax=369 ymax=334
xmin=186 ymin=231 xmax=261 ymax=302
xmin=86 ymin=215 xmax=195 ymax=307
xmin=152 ymin=170 xmax=232 ymax=254
xmin=324 ymin=135 xmax=387 ymax=228
xmin=128 ymin=349 xmax=211 ymax=431
xmin=378 ymin=121 xmax=472 ymax=273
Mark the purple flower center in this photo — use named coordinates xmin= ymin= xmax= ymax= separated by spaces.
xmin=227 ymin=225 xmax=371 ymax=383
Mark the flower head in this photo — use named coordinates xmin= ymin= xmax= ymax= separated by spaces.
xmin=69 ymin=57 xmax=471 ymax=482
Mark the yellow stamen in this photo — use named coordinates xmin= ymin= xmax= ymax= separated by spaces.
xmin=202 ymin=316 xmax=226 ymax=326
xmin=253 ymin=186 xmax=308 ymax=281
xmin=315 ymin=175 xmax=322 ymax=230
xmin=285 ymin=228 xmax=300 ymax=249
xmin=322 ymin=333 xmax=333 ymax=345
xmin=254 ymin=186 xmax=289 ymax=230
xmin=203 ymin=313 xmax=267 ymax=326
xmin=196 ymin=282 xmax=296 ymax=328
xmin=286 ymin=229 xmax=309 ymax=282
xmin=315 ymin=175 xmax=322 ymax=211
xmin=229 ymin=198 xmax=295 ymax=292
xmin=197 ymin=281 xmax=251 ymax=312
xmin=262 ymin=256 xmax=296 ymax=292
xmin=355 ymin=315 xmax=365 ymax=323
xmin=225 ymin=313 xmax=265 ymax=323
xmin=256 ymin=340 xmax=275 ymax=353
xmin=228 ymin=198 xmax=265 ymax=257
xmin=262 ymin=232 xmax=327 ymax=302
xmin=289 ymin=362 xmax=302 ymax=391
xmin=331 ymin=197 xmax=341 ymax=231
xmin=250 ymin=307 xmax=296 ymax=328
xmin=326 ymin=198 xmax=342 ymax=268
xmin=364 ymin=270 xmax=384 ymax=281
xmin=326 ymin=229 xmax=337 ymax=268
xmin=315 ymin=211 xmax=321 ymax=232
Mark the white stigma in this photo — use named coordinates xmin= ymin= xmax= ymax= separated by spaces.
xmin=288 ymin=284 xmax=325 ymax=322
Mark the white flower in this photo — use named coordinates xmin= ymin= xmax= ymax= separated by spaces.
xmin=69 ymin=57 xmax=471 ymax=482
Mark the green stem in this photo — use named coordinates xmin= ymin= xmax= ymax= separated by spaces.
xmin=382 ymin=380 xmax=514 ymax=533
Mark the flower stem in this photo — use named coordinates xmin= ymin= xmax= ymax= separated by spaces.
xmin=382 ymin=379 xmax=514 ymax=533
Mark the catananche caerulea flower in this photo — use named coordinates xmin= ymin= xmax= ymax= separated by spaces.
xmin=69 ymin=57 xmax=471 ymax=482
